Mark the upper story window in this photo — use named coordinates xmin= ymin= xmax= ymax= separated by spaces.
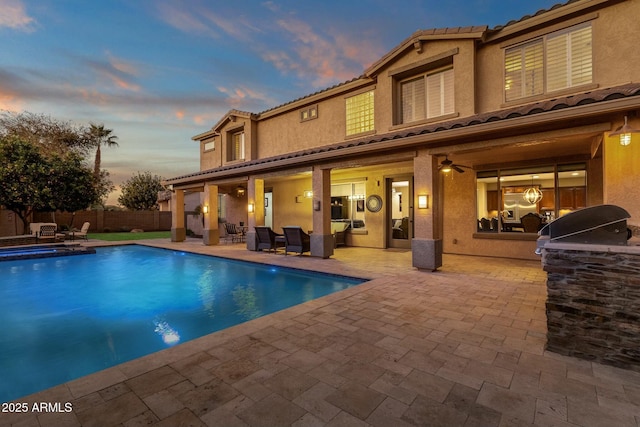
xmin=504 ymin=23 xmax=592 ymax=102
xmin=401 ymin=68 xmax=454 ymax=123
xmin=228 ymin=131 xmax=244 ymax=161
xmin=345 ymin=91 xmax=374 ymax=136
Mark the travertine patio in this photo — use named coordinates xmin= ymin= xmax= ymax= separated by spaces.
xmin=3 ymin=239 xmax=640 ymax=427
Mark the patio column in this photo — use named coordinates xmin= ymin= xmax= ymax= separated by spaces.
xmin=171 ymin=189 xmax=185 ymax=242
xmin=311 ymin=167 xmax=334 ymax=258
xmin=246 ymin=177 xmax=265 ymax=251
xmin=412 ymin=149 xmax=442 ymax=271
xmin=202 ymin=183 xmax=219 ymax=245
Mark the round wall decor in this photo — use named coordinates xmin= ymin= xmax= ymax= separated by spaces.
xmin=366 ymin=194 xmax=383 ymax=212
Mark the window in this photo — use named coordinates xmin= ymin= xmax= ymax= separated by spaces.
xmin=476 ymin=164 xmax=586 ymax=234
xmin=300 ymin=105 xmax=318 ymax=122
xmin=504 ymin=23 xmax=592 ymax=102
xmin=546 ymin=25 xmax=592 ymax=92
xmin=401 ymin=68 xmax=454 ymax=123
xmin=203 ymin=140 xmax=215 ymax=151
xmin=505 ymin=41 xmax=544 ymax=101
xmin=331 ymin=181 xmax=366 ymax=229
xmin=346 ymin=91 xmax=374 ymax=136
xmin=229 ymin=131 xmax=244 ymax=161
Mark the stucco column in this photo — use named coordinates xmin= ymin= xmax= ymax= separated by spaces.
xmin=412 ymin=150 xmax=442 ymax=271
xmin=246 ymin=177 xmax=265 ymax=250
xmin=202 ymin=183 xmax=219 ymax=246
xmin=311 ymin=167 xmax=334 ymax=258
xmin=171 ymin=189 xmax=186 ymax=242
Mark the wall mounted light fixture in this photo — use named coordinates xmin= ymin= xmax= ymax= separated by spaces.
xmin=304 ymin=190 xmax=313 ymax=198
xmin=610 ymin=115 xmax=640 ymax=146
xmin=236 ymin=186 xmax=246 ymax=197
xmin=295 ymin=195 xmax=302 ymax=203
xmin=248 ymin=202 xmax=255 ymax=213
xmin=202 ymin=205 xmax=209 ymax=214
xmin=418 ymin=195 xmax=429 ymax=209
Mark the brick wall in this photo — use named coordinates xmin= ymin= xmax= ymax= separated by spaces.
xmin=542 ymin=244 xmax=640 ymax=371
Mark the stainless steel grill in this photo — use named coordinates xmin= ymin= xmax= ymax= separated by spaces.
xmin=536 ymin=204 xmax=631 ymax=254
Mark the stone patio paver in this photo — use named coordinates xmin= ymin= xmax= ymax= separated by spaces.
xmin=2 ymin=240 xmax=640 ymax=426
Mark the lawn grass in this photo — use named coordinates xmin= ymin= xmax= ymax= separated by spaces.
xmin=87 ymin=231 xmax=171 ymax=241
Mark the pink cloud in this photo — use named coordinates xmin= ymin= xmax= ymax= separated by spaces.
xmin=0 ymin=0 xmax=35 ymax=32
xmin=264 ymin=17 xmax=381 ymax=88
xmin=155 ymin=1 xmax=220 ymax=38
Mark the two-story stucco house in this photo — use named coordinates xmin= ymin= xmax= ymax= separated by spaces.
xmin=165 ymin=0 xmax=640 ymax=270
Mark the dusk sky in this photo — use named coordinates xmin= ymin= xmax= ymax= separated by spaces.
xmin=1 ymin=0 xmax=561 ymax=204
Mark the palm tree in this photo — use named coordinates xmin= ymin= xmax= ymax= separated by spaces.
xmin=89 ymin=123 xmax=119 ymax=180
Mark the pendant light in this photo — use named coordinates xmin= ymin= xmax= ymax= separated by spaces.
xmin=610 ymin=115 xmax=640 ymax=146
xmin=523 ymin=176 xmax=543 ymax=204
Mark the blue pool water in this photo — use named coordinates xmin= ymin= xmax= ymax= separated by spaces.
xmin=0 ymin=245 xmax=363 ymax=402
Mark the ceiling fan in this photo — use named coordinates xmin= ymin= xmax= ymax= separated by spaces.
xmin=439 ymin=155 xmax=470 ymax=173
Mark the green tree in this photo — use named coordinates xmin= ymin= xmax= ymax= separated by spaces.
xmin=0 ymin=136 xmax=51 ymax=228
xmin=0 ymin=136 xmax=98 ymax=230
xmin=47 ymin=152 xmax=99 ymax=223
xmin=118 ymin=171 xmax=165 ymax=210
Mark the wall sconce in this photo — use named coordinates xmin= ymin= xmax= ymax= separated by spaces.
xmin=417 ymin=195 xmax=429 ymax=209
xmin=295 ymin=195 xmax=302 ymax=203
xmin=202 ymin=205 xmax=209 ymax=214
xmin=236 ymin=186 xmax=245 ymax=197
xmin=248 ymin=202 xmax=255 ymax=213
xmin=610 ymin=115 xmax=640 ymax=146
xmin=313 ymin=200 xmax=321 ymax=211
xmin=304 ymin=190 xmax=313 ymax=198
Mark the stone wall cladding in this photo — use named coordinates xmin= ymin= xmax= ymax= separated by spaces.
xmin=543 ymin=247 xmax=640 ymax=371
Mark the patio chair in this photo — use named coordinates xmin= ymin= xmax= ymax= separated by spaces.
xmin=282 ymin=226 xmax=311 ymax=255
xmin=38 ymin=224 xmax=65 ymax=242
xmin=224 ymin=222 xmax=243 ymax=243
xmin=255 ymin=226 xmax=285 ymax=253
xmin=71 ymin=222 xmax=91 ymax=240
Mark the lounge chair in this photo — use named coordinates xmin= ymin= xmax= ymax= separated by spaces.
xmin=282 ymin=226 xmax=311 ymax=255
xmin=73 ymin=222 xmax=90 ymax=241
xmin=255 ymin=226 xmax=285 ymax=253
xmin=224 ymin=222 xmax=243 ymax=243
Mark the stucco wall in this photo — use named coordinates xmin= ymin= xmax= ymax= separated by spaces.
xmin=603 ymin=117 xmax=640 ymax=229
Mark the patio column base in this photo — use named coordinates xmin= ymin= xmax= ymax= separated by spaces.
xmin=245 ymin=230 xmax=257 ymax=250
xmin=202 ymin=228 xmax=220 ymax=246
xmin=311 ymin=233 xmax=334 ymax=258
xmin=171 ymin=227 xmax=186 ymax=242
xmin=412 ymin=238 xmax=442 ymax=271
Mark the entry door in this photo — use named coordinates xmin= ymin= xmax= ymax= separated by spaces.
xmin=387 ymin=177 xmax=413 ymax=249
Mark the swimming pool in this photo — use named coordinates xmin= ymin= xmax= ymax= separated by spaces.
xmin=0 ymin=245 xmax=364 ymax=402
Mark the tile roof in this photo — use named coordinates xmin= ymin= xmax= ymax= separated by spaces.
xmin=252 ymin=2 xmax=575 ymax=119
xmin=168 ymin=82 xmax=640 ymax=184
xmin=491 ymin=0 xmax=577 ymax=31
